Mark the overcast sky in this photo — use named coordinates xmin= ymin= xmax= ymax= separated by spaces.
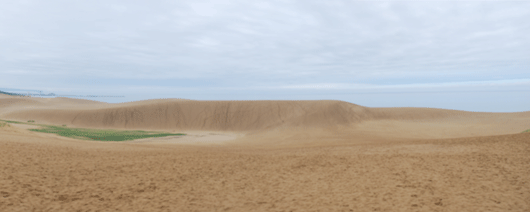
xmin=1 ymin=0 xmax=529 ymax=112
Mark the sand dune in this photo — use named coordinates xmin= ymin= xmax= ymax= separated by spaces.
xmin=0 ymin=94 xmax=15 ymax=98
xmin=1 ymin=123 xmax=529 ymax=211
xmin=3 ymin=100 xmax=371 ymax=130
xmin=1 ymin=95 xmax=529 ymax=211
xmin=2 ymin=96 xmax=529 ymax=141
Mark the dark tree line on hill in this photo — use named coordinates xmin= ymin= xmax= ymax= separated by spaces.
xmin=0 ymin=90 xmax=25 ymax=96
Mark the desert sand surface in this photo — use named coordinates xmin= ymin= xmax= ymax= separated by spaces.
xmin=1 ymin=95 xmax=529 ymax=211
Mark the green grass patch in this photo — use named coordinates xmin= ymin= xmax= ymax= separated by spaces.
xmin=29 ymin=125 xmax=185 ymax=141
xmin=0 ymin=122 xmax=10 ymax=127
xmin=1 ymin=118 xmax=185 ymax=141
xmin=0 ymin=119 xmax=25 ymax=124
xmin=523 ymin=129 xmax=530 ymax=133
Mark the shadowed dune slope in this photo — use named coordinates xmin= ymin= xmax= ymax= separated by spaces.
xmin=2 ymin=96 xmax=529 ymax=138
xmin=3 ymin=97 xmax=530 ymax=211
xmin=3 ymin=100 xmax=373 ymax=131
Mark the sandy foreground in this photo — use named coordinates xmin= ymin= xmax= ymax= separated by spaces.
xmin=0 ymin=95 xmax=529 ymax=211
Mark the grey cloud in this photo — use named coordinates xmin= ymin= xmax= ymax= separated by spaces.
xmin=0 ymin=0 xmax=529 ymax=105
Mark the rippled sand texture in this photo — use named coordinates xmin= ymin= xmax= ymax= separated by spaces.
xmin=1 ymin=94 xmax=529 ymax=211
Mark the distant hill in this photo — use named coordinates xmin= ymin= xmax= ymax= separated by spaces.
xmin=0 ymin=90 xmax=24 ymax=96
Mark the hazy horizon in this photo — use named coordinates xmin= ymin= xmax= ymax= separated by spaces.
xmin=1 ymin=0 xmax=529 ymax=112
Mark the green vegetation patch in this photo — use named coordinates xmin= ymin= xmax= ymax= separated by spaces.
xmin=0 ymin=119 xmax=25 ymax=124
xmin=1 ymin=118 xmax=185 ymax=141
xmin=29 ymin=126 xmax=185 ymax=141
xmin=523 ymin=129 xmax=530 ymax=133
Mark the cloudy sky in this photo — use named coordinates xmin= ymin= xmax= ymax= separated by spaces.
xmin=1 ymin=0 xmax=529 ymax=112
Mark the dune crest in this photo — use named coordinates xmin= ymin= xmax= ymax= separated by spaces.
xmin=3 ymin=100 xmax=370 ymax=130
xmin=2 ymin=96 xmax=530 ymax=211
xmin=1 ymin=96 xmax=529 ymax=141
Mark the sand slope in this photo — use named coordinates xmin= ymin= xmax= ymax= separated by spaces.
xmin=2 ymin=96 xmax=529 ymax=142
xmin=3 ymin=100 xmax=371 ymax=130
xmin=1 ymin=123 xmax=529 ymax=211
xmin=1 ymin=96 xmax=530 ymax=211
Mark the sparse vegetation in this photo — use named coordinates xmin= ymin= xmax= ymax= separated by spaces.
xmin=523 ymin=129 xmax=530 ymax=133
xmin=0 ymin=122 xmax=10 ymax=127
xmin=29 ymin=126 xmax=185 ymax=141
xmin=1 ymin=118 xmax=185 ymax=141
xmin=0 ymin=119 xmax=24 ymax=124
xmin=27 ymin=120 xmax=35 ymax=123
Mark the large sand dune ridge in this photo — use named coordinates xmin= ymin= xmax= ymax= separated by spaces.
xmin=3 ymin=100 xmax=371 ymax=131
xmin=1 ymin=95 xmax=529 ymax=211
xmin=2 ymin=96 xmax=529 ymax=140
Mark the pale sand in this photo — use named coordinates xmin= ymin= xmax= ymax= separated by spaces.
xmin=0 ymin=94 xmax=529 ymax=211
xmin=128 ymin=131 xmax=241 ymax=145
